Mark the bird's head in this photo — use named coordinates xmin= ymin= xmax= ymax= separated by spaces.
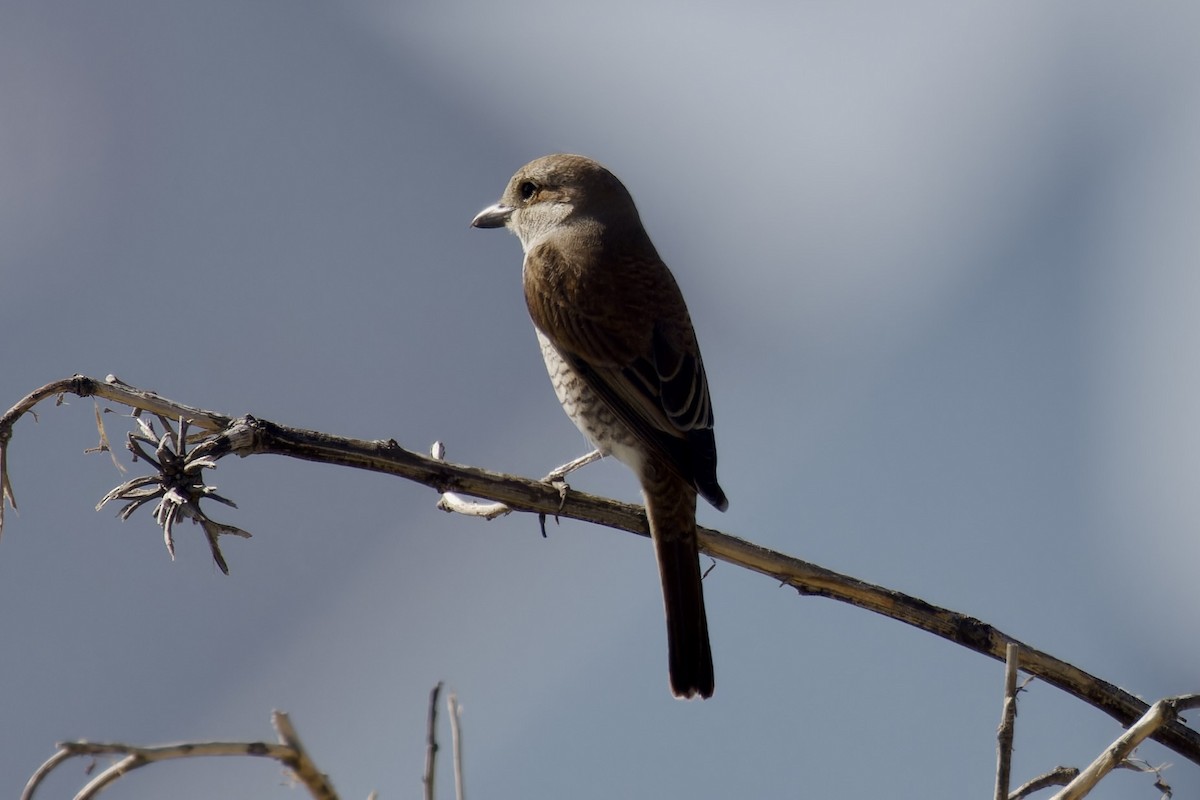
xmin=471 ymin=154 xmax=640 ymax=253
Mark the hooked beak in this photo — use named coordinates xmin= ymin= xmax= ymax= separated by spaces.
xmin=470 ymin=203 xmax=514 ymax=229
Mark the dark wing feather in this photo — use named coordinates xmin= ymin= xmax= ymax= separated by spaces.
xmin=524 ymin=243 xmax=724 ymax=509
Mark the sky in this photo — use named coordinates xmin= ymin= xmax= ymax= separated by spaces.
xmin=2 ymin=1 xmax=1199 ymax=798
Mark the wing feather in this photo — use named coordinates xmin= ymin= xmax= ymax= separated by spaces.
xmin=524 ymin=241 xmax=725 ymax=509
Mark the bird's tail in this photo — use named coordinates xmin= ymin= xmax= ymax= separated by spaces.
xmin=642 ymin=468 xmax=714 ymax=699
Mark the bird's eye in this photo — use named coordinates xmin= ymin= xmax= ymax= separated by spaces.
xmin=518 ymin=181 xmax=537 ymax=201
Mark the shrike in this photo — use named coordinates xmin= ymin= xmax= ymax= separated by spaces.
xmin=472 ymin=154 xmax=726 ymax=699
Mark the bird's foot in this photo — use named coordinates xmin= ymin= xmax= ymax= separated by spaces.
xmin=538 ymin=449 xmax=603 ymax=532
xmin=542 ymin=449 xmax=604 ymax=483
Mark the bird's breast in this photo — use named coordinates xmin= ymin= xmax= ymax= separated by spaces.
xmin=535 ymin=329 xmax=645 ymax=474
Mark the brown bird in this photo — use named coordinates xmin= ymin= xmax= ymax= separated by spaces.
xmin=471 ymin=154 xmax=727 ymax=699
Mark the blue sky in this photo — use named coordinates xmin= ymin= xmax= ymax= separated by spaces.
xmin=2 ymin=2 xmax=1199 ymax=797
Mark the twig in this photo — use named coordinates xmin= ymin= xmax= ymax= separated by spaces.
xmin=424 ymin=682 xmax=443 ymax=800
xmin=1051 ymin=693 xmax=1200 ymax=799
xmin=4 ymin=375 xmax=1200 ymax=766
xmin=21 ymin=710 xmax=337 ymax=800
xmin=431 ymin=442 xmax=511 ymax=519
xmin=1 ymin=374 xmax=231 ymax=539
xmin=1009 ymin=766 xmax=1079 ymax=799
xmin=448 ymin=693 xmax=465 ymax=800
xmin=995 ymin=643 xmax=1020 ymax=800
xmin=1115 ymin=757 xmax=1173 ymax=798
xmin=271 ymin=711 xmax=339 ymax=799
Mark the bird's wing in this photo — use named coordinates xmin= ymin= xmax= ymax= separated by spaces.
xmin=524 ymin=243 xmax=721 ymax=500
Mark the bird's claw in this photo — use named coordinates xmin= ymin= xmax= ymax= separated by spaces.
xmin=535 ymin=478 xmax=570 ymax=539
xmin=549 ymin=477 xmax=570 ymax=512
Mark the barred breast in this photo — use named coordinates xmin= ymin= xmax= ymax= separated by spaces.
xmin=535 ymin=329 xmax=646 ymax=476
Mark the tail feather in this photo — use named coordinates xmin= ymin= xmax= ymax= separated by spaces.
xmin=643 ymin=470 xmax=714 ymax=699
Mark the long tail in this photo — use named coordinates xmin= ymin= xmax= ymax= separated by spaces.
xmin=642 ymin=468 xmax=714 ymax=699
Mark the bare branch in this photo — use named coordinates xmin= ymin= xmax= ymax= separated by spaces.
xmin=424 ymin=682 xmax=443 ymax=800
xmin=432 ymin=442 xmax=511 ymax=520
xmin=272 ymin=711 xmax=340 ymax=800
xmin=21 ymin=710 xmax=337 ymax=800
xmin=0 ymin=424 xmax=13 ymax=523
xmin=995 ymin=643 xmax=1021 ymax=800
xmin=448 ymin=692 xmax=465 ymax=800
xmin=1009 ymin=767 xmax=1080 ymax=799
xmin=1052 ymin=694 xmax=1200 ymax=799
xmin=91 ymin=402 xmax=125 ymax=473
xmin=2 ymin=374 xmax=232 ymax=538
xmin=4 ymin=375 xmax=1200 ymax=767
xmin=1116 ymin=757 xmax=1174 ymax=798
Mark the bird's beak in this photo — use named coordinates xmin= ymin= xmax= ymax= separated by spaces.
xmin=470 ymin=203 xmax=514 ymax=229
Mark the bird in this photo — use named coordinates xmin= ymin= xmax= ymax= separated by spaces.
xmin=471 ymin=154 xmax=727 ymax=699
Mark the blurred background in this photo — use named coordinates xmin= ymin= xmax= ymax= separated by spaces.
xmin=2 ymin=1 xmax=1198 ymax=797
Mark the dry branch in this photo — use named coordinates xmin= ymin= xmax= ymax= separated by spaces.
xmin=424 ymin=682 xmax=442 ymax=800
xmin=448 ymin=692 xmax=465 ymax=800
xmin=3 ymin=375 xmax=1200 ymax=768
xmin=995 ymin=643 xmax=1021 ymax=800
xmin=1051 ymin=694 xmax=1200 ymax=799
xmin=21 ymin=711 xmax=336 ymax=800
xmin=1009 ymin=767 xmax=1080 ymax=799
